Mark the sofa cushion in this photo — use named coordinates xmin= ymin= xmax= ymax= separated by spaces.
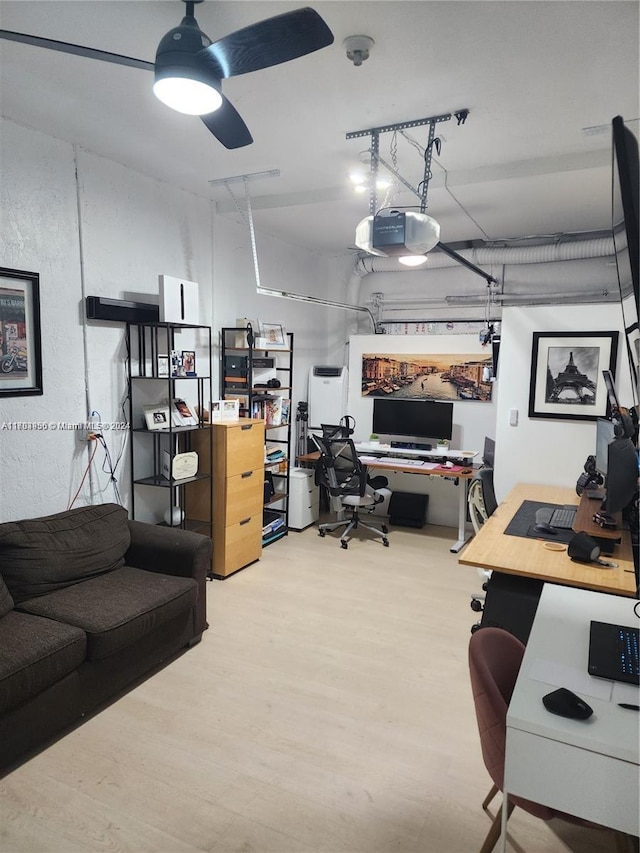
xmin=17 ymin=566 xmax=198 ymax=661
xmin=0 ymin=504 xmax=130 ymax=603
xmin=0 ymin=575 xmax=14 ymax=618
xmin=0 ymin=610 xmax=86 ymax=714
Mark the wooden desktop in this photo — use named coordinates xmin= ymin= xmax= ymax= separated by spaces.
xmin=459 ymin=482 xmax=636 ymax=596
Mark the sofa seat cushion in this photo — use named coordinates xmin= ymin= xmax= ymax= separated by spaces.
xmin=17 ymin=566 xmax=198 ymax=661
xmin=0 ymin=610 xmax=86 ymax=714
xmin=0 ymin=503 xmax=130 ymax=603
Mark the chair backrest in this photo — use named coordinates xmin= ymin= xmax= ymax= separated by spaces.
xmin=468 ymin=627 xmax=525 ymax=791
xmin=469 ymin=628 xmax=557 ymax=821
xmin=468 ymin=467 xmax=498 ymax=533
xmin=312 ymin=435 xmax=367 ymax=499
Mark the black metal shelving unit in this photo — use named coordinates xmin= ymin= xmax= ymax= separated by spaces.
xmin=127 ymin=322 xmax=213 ymax=534
xmin=221 ymin=327 xmax=293 ymax=546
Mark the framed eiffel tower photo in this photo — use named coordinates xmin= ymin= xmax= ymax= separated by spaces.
xmin=528 ymin=331 xmax=619 ymax=421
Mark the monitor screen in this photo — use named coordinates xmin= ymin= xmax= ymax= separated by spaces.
xmin=601 ymin=436 xmax=638 ymax=514
xmin=612 ymin=116 xmax=639 ymax=304
xmin=595 ymin=418 xmax=616 ymax=476
xmin=372 ymin=398 xmax=453 ymax=441
xmin=482 ymin=436 xmax=496 ymax=468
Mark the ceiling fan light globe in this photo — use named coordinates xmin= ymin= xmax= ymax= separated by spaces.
xmin=153 ymin=76 xmax=222 ymax=115
xmin=399 ymin=254 xmax=428 ymax=267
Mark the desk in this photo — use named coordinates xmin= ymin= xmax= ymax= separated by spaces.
xmin=297 ymin=448 xmax=478 ymax=553
xmin=502 ymin=584 xmax=640 ymax=849
xmin=458 ymin=483 xmax=636 ymax=596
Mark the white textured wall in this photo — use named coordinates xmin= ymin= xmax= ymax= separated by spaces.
xmin=0 ymin=117 xmax=333 ymax=522
xmin=494 ymin=304 xmax=634 ymax=502
xmin=346 ymin=334 xmax=496 ymax=527
xmin=0 ymin=122 xmax=86 ymax=519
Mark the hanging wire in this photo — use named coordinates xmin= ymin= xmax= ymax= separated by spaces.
xmin=400 ymin=128 xmax=491 ymax=240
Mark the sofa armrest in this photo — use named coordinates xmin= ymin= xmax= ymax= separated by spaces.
xmin=125 ymin=521 xmax=212 ymax=636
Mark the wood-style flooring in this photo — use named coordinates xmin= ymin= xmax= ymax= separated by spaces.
xmin=0 ymin=522 xmax=632 ymax=852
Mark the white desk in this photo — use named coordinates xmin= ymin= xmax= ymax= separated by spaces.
xmin=354 ymin=442 xmax=478 ymax=552
xmin=502 ymin=584 xmax=640 ymax=850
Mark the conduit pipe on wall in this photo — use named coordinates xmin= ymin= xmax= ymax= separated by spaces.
xmin=354 ymin=236 xmax=616 ymax=275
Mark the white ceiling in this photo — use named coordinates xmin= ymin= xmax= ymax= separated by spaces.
xmin=1 ymin=1 xmax=638 ymax=257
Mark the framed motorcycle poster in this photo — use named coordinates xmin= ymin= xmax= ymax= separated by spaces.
xmin=0 ymin=268 xmax=43 ymax=397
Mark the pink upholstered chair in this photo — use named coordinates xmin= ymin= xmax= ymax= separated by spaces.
xmin=468 ymin=627 xmax=632 ymax=853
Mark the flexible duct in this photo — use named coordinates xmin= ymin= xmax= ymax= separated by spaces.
xmin=354 ymin=236 xmax=615 ymax=276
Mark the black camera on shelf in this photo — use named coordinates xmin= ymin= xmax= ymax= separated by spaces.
xmin=267 ymin=378 xmax=281 ymax=388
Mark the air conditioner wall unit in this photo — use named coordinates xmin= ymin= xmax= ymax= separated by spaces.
xmin=308 ymin=366 xmax=349 ymax=429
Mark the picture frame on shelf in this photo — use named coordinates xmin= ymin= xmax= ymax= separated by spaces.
xmin=0 ymin=267 xmax=43 ymax=398
xmin=170 ymin=350 xmax=183 ymax=377
xmin=256 ymin=321 xmax=287 ymax=349
xmin=182 ymin=350 xmax=196 ymax=376
xmin=143 ymin=403 xmax=171 ymax=431
xmin=157 ymin=355 xmax=169 ymax=377
xmin=221 ymin=399 xmax=240 ymax=421
xmin=528 ymin=331 xmax=619 ymax=421
xmin=171 ymin=398 xmax=198 ymax=427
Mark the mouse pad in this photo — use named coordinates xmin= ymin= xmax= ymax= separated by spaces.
xmin=504 ymin=500 xmax=575 ymax=543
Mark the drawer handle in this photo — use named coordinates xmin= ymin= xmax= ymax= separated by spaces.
xmin=239 ymin=517 xmax=251 ymax=525
xmin=241 ymin=471 xmax=253 ymax=478
xmin=241 ymin=424 xmax=253 ymax=431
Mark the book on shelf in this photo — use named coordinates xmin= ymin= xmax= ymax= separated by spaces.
xmin=265 ymin=445 xmax=287 ymax=464
xmin=251 ymin=395 xmax=290 ymax=426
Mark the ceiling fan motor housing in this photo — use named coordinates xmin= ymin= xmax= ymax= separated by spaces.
xmin=155 ymin=16 xmax=213 ymax=76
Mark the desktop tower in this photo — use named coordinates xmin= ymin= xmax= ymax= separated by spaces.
xmin=480 ymin=571 xmax=544 ymax=645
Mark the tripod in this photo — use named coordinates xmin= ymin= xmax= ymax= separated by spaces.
xmin=295 ymin=401 xmax=309 ymax=462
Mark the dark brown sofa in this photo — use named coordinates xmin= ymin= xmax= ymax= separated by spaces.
xmin=0 ymin=503 xmax=211 ymax=774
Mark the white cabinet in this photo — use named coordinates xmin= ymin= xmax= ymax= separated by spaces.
xmin=288 ymin=467 xmax=319 ymax=530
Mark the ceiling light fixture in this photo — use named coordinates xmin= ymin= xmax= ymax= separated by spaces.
xmin=153 ymin=5 xmax=223 ymax=116
xmin=398 ymin=254 xmax=428 ymax=267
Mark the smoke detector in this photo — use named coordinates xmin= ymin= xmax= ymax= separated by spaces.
xmin=344 ymin=35 xmax=374 ymax=66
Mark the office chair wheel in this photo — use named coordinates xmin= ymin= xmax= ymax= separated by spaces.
xmin=382 ymin=537 xmax=389 ymax=547
xmin=471 ymin=622 xmax=481 ymax=634
xmin=471 ymin=598 xmax=484 ymax=613
xmin=341 ymin=540 xmax=348 ymax=549
xmin=381 ymin=524 xmax=389 ymax=534
xmin=318 ymin=529 xmax=326 ymax=537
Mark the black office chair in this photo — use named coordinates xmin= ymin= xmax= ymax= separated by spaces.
xmin=312 ymin=435 xmax=390 ymax=549
xmin=468 ymin=468 xmax=498 ymax=631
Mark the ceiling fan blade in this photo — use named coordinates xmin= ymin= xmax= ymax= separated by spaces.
xmin=201 ymin=7 xmax=333 ymax=79
xmin=0 ymin=29 xmax=154 ymax=72
xmin=200 ymin=95 xmax=253 ymax=149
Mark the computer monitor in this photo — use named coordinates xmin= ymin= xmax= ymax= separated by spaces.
xmin=482 ymin=436 xmax=495 ymax=468
xmin=595 ymin=418 xmax=617 ymax=477
xmin=601 ymin=436 xmax=638 ymax=514
xmin=372 ymin=398 xmax=453 ymax=442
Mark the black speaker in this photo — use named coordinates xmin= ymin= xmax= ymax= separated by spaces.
xmin=85 ymin=296 xmax=159 ymax=323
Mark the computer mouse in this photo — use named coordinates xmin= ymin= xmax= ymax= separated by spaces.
xmin=542 ymin=687 xmax=593 ymax=720
xmin=533 ymin=522 xmax=557 ymax=535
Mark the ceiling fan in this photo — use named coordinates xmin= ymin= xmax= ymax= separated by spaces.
xmin=0 ymin=1 xmax=334 ymax=149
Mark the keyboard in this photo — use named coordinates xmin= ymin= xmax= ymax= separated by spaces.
xmin=549 ymin=507 xmax=577 ymax=529
xmin=619 ymin=627 xmax=640 ymax=680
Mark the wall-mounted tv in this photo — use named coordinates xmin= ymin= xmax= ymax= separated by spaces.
xmin=372 ymin=398 xmax=453 ymax=441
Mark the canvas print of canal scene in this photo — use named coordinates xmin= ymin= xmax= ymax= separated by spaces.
xmin=362 ymin=353 xmax=493 ymax=401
